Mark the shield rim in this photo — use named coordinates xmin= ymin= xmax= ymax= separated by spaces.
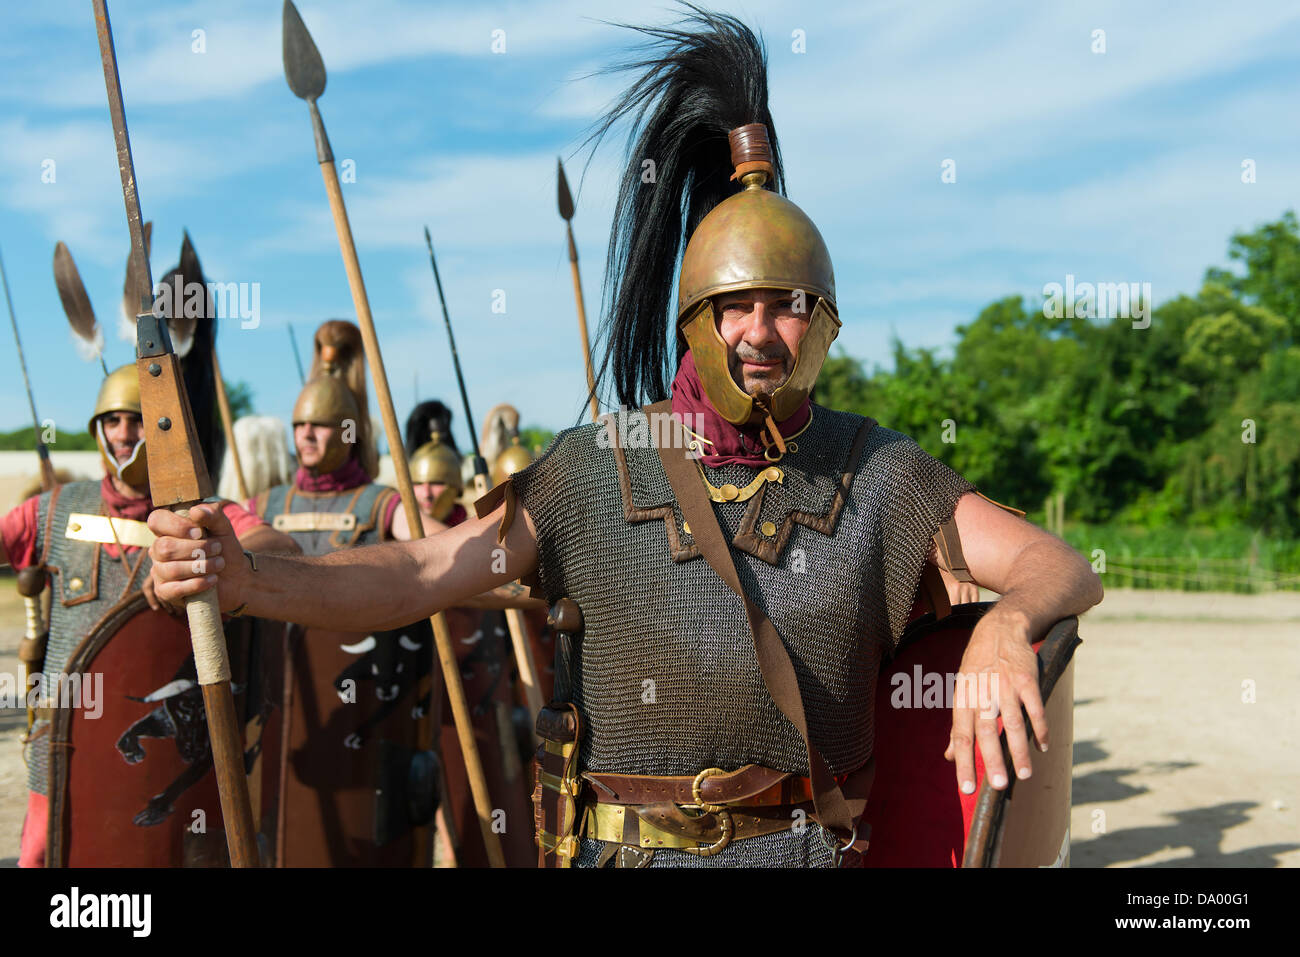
xmin=46 ymin=590 xmax=154 ymax=865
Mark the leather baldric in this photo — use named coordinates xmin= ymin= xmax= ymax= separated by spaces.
xmin=645 ymin=400 xmax=872 ymax=843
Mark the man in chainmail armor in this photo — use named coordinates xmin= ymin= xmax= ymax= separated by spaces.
xmin=148 ymin=8 xmax=1102 ymax=868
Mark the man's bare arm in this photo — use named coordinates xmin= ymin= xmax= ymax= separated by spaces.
xmin=939 ymin=492 xmax=1103 ymax=794
xmin=388 ymin=502 xmax=542 ymax=610
xmin=952 ymin=492 xmax=1103 ymax=633
xmin=458 ymin=580 xmax=548 ymax=611
xmin=147 ymin=500 xmax=538 ymax=631
xmin=237 ymin=523 xmax=302 ymax=555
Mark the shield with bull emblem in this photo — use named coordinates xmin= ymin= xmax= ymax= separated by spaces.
xmin=44 ymin=592 xmax=264 ymax=867
xmin=262 ymin=613 xmax=440 ymax=867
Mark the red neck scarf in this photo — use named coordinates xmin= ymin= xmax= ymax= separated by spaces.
xmin=99 ymin=474 xmax=151 ymax=521
xmin=669 ymin=350 xmax=810 ymax=468
xmin=295 ymin=457 xmax=370 ymax=493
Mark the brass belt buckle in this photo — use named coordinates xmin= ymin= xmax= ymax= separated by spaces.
xmin=682 ymin=767 xmax=732 ymax=858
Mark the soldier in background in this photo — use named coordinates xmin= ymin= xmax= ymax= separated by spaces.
xmin=249 ymin=320 xmax=432 ymax=866
xmin=401 ymin=402 xmax=540 ymax=866
xmin=216 ymin=415 xmax=295 ymax=503
xmin=0 ymin=365 xmax=293 ymax=866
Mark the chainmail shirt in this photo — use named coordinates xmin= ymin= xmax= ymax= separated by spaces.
xmin=510 ymin=404 xmax=974 ymax=866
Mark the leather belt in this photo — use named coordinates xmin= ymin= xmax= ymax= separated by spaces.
xmin=582 ymin=764 xmax=815 ymax=808
xmin=582 ymin=800 xmax=809 ymax=856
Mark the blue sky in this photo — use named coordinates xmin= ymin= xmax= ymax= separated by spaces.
xmin=2 ymin=0 xmax=1299 ymax=453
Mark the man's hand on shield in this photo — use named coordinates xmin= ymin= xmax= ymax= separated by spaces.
xmin=944 ymin=608 xmax=1047 ymax=794
xmin=147 ymin=504 xmax=248 ymax=610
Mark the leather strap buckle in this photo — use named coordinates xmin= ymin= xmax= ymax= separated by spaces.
xmin=681 ymin=768 xmax=734 ymax=856
xmin=691 ymin=767 xmax=728 ymax=813
xmin=681 ymin=808 xmax=733 ymax=858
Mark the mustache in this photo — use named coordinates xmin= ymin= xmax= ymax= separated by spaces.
xmin=733 ymin=345 xmax=788 ymax=363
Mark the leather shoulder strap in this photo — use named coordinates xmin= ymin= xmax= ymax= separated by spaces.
xmin=933 ymin=517 xmax=972 ymax=583
xmin=934 ymin=490 xmax=1025 ymax=586
xmin=645 ymin=400 xmax=869 ymax=839
xmin=38 ymin=483 xmax=65 ymax=566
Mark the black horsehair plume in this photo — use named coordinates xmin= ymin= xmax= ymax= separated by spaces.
xmin=157 ymin=232 xmax=223 ymax=471
xmin=404 ymin=400 xmax=457 ymax=456
xmin=581 ymin=3 xmax=784 ymax=411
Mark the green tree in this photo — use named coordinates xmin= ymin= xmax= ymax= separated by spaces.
xmin=1205 ymin=209 xmax=1300 ymax=336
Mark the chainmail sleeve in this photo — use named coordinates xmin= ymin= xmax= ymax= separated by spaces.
xmin=870 ymin=428 xmax=977 ymax=648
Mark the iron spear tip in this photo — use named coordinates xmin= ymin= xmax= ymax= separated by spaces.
xmin=557 ymin=157 xmax=575 ymax=221
xmin=283 ymin=0 xmax=326 ymax=102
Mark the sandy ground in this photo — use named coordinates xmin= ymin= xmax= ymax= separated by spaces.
xmin=0 ymin=583 xmax=1294 ymax=867
xmin=1066 ymin=589 xmax=1299 ymax=867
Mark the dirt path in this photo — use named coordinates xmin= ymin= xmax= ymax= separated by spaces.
xmin=0 ymin=583 xmax=1294 ymax=866
xmin=1068 ymin=589 xmax=1299 ymax=867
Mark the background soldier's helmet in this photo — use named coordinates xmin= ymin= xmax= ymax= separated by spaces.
xmin=90 ymin=363 xmax=149 ymax=487
xmin=292 ymin=374 xmax=361 ymax=475
xmin=676 ymin=124 xmax=840 ymax=425
xmin=307 ymin=319 xmax=379 ymax=479
xmin=491 ymin=436 xmax=533 ymax=487
xmin=409 ymin=429 xmax=463 ymax=521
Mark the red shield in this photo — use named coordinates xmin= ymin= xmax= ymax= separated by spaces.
xmin=863 ymin=604 xmax=1079 ymax=868
xmin=46 ymin=593 xmax=254 ymax=867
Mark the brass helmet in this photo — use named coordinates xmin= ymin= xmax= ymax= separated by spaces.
xmin=90 ymin=364 xmax=148 ymax=488
xmin=491 ymin=436 xmax=533 ymax=487
xmin=292 ymin=374 xmax=361 ymax=475
xmin=409 ymin=429 xmax=464 ymax=521
xmin=676 ymin=124 xmax=841 ymax=426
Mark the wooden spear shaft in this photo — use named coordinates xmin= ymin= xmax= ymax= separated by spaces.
xmin=315 ymin=158 xmax=506 ymax=869
xmin=566 ymin=223 xmax=599 ymax=423
xmin=211 ymin=347 xmax=249 ymax=501
xmin=427 ymin=236 xmax=545 ymax=744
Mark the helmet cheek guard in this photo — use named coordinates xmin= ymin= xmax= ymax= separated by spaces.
xmin=679 ymin=295 xmax=840 ymax=427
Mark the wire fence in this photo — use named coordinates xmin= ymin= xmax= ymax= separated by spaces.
xmin=1100 ymin=555 xmax=1300 ymax=593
